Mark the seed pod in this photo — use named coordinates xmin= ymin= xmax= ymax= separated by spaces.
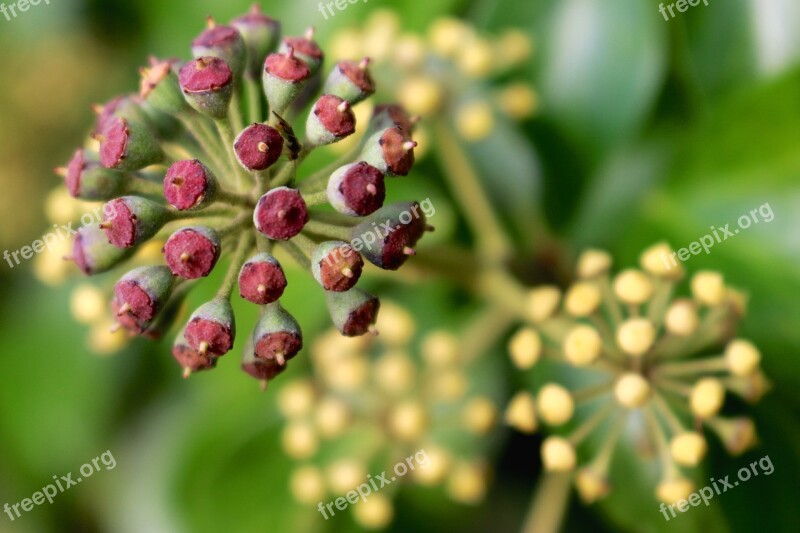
xmin=323 ymin=59 xmax=375 ymax=105
xmin=163 ymin=226 xmax=221 ymax=279
xmin=279 ymin=29 xmax=323 ymax=74
xmin=72 ymin=224 xmax=134 ymax=275
xmin=185 ymin=297 xmax=236 ymax=356
xmin=365 ymin=104 xmax=416 ymax=138
xmin=163 ymin=159 xmax=217 ymax=210
xmin=233 ymin=123 xmax=284 ymax=171
xmin=113 ymin=265 xmax=175 ymax=334
xmin=327 ymin=161 xmax=385 ymax=216
xmin=101 ymin=196 xmax=169 ymax=248
xmin=238 ymin=252 xmax=287 ymax=304
xmin=179 ymin=56 xmax=234 ymax=119
xmin=350 ymin=202 xmax=427 ymax=270
xmin=139 ymin=57 xmax=189 ymax=115
xmin=241 ymin=336 xmax=286 ymax=386
xmin=96 ymin=117 xmax=164 ymax=171
xmin=311 ymin=241 xmax=363 ymax=292
xmin=360 ymin=126 xmax=416 ymax=176
xmin=192 ymin=21 xmax=246 ymax=79
xmin=172 ymin=327 xmax=217 ymax=377
xmin=62 ymin=149 xmax=126 ymax=200
xmin=141 ymin=289 xmax=187 ymax=341
xmin=252 ymin=302 xmax=303 ymax=365
xmin=93 ymin=95 xmax=152 ymax=135
xmin=231 ymin=5 xmax=281 ymax=78
xmin=262 ymin=49 xmax=311 ymax=115
xmin=253 ymin=186 xmax=309 ymax=240
xmin=325 ymin=288 xmax=380 ymax=337
xmin=305 ymin=94 xmax=356 ymax=147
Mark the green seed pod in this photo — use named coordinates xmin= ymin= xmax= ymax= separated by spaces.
xmin=252 ymin=302 xmax=303 ymax=365
xmin=323 ymin=59 xmax=375 ymax=105
xmin=350 ymin=202 xmax=427 ymax=270
xmin=179 ymin=57 xmax=234 ymax=119
xmin=231 ymin=5 xmax=281 ymax=78
xmin=325 ymin=288 xmax=380 ymax=337
xmin=185 ymin=297 xmax=236 ymax=356
xmin=62 ymin=149 xmax=126 ymax=200
xmin=113 ymin=265 xmax=175 ymax=334
xmin=311 ymin=241 xmax=363 ymax=292
xmin=72 ymin=224 xmax=134 ymax=275
xmin=101 ymin=196 xmax=169 ymax=248
xmin=96 ymin=117 xmax=164 ymax=172
xmin=262 ymin=49 xmax=310 ymax=116
xmin=139 ymin=57 xmax=190 ymax=116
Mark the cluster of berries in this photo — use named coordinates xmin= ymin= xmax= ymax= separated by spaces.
xmin=57 ymin=5 xmax=428 ymax=387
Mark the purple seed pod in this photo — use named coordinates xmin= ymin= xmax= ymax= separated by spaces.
xmin=112 ymin=265 xmax=175 ymax=334
xmin=252 ymin=302 xmax=303 ymax=365
xmin=369 ymin=104 xmax=417 ymax=135
xmin=305 ymin=94 xmax=356 ymax=147
xmin=231 ymin=5 xmax=281 ymax=78
xmin=101 ymin=196 xmax=169 ymax=248
xmin=163 ymin=226 xmax=221 ymax=279
xmin=253 ymin=186 xmax=309 ymax=240
xmin=326 ymin=161 xmax=385 ymax=216
xmin=185 ymin=297 xmax=236 ymax=356
xmin=192 ymin=20 xmax=246 ymax=80
xmin=96 ymin=117 xmax=164 ymax=171
xmin=93 ymin=95 xmax=152 ymax=135
xmin=173 ymin=327 xmax=217 ymax=378
xmin=163 ymin=159 xmax=217 ymax=210
xmin=141 ymin=290 xmax=187 ymax=341
xmin=323 ymin=58 xmax=375 ymax=105
xmin=311 ymin=241 xmax=363 ymax=292
xmin=238 ymin=252 xmax=287 ymax=304
xmin=262 ymin=49 xmax=311 ymax=115
xmin=61 ymin=149 xmax=126 ymax=200
xmin=139 ymin=57 xmax=188 ymax=115
xmin=360 ymin=125 xmax=416 ymax=177
xmin=72 ymin=224 xmax=134 ymax=275
xmin=241 ymin=336 xmax=286 ymax=388
xmin=325 ymin=288 xmax=380 ymax=337
xmin=350 ymin=201 xmax=427 ymax=270
xmin=179 ymin=56 xmax=234 ymax=119
xmin=233 ymin=123 xmax=284 ymax=171
xmin=279 ymin=29 xmax=324 ymax=74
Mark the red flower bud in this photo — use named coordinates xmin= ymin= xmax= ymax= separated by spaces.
xmin=185 ymin=297 xmax=236 ymax=356
xmin=311 ymin=241 xmax=363 ymax=292
xmin=253 ymin=186 xmax=309 ymax=240
xmin=238 ymin=252 xmax=287 ymax=304
xmin=233 ymin=123 xmax=284 ymax=171
xmin=179 ymin=56 xmax=234 ymax=119
xmin=305 ymin=94 xmax=356 ymax=146
xmin=163 ymin=159 xmax=217 ymax=210
xmin=163 ymin=226 xmax=221 ymax=279
xmin=327 ymin=161 xmax=385 ymax=216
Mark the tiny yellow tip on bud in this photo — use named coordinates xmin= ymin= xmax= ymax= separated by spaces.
xmin=257 ymin=142 xmax=268 ymax=153
xmin=537 ymin=383 xmax=574 ymax=426
xmin=541 ymin=436 xmax=576 ymax=472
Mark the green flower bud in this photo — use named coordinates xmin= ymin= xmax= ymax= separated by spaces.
xmin=325 ymin=288 xmax=380 ymax=337
xmin=311 ymin=241 xmax=363 ymax=292
xmin=96 ymin=117 xmax=164 ymax=171
xmin=192 ymin=20 xmax=246 ymax=80
xmin=262 ymin=49 xmax=310 ymax=115
xmin=323 ymin=59 xmax=375 ymax=105
xmin=62 ymin=149 xmax=126 ymax=200
xmin=231 ymin=5 xmax=281 ymax=78
xmin=179 ymin=56 xmax=234 ymax=119
xmin=279 ymin=28 xmax=323 ymax=75
xmin=101 ymin=196 xmax=169 ymax=248
xmin=139 ymin=57 xmax=189 ymax=115
xmin=185 ymin=297 xmax=236 ymax=356
xmin=72 ymin=224 xmax=134 ymax=275
xmin=360 ymin=126 xmax=416 ymax=176
xmin=113 ymin=265 xmax=175 ymax=334
xmin=252 ymin=302 xmax=303 ymax=365
xmin=350 ymin=202 xmax=427 ymax=270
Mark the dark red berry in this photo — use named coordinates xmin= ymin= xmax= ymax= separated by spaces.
xmin=327 ymin=161 xmax=385 ymax=216
xmin=307 ymin=94 xmax=356 ymax=145
xmin=326 ymin=288 xmax=380 ymax=337
xmin=238 ymin=253 xmax=287 ymax=304
xmin=311 ymin=241 xmax=363 ymax=292
xmin=185 ymin=298 xmax=236 ymax=356
xmin=179 ymin=57 xmax=234 ymax=118
xmin=101 ymin=196 xmax=167 ymax=248
xmin=264 ymin=51 xmax=310 ymax=82
xmin=324 ymin=59 xmax=376 ymax=104
xmin=163 ymin=159 xmax=216 ymax=210
xmin=112 ymin=266 xmax=174 ymax=334
xmin=163 ymin=226 xmax=221 ymax=279
xmin=252 ymin=303 xmax=303 ymax=365
xmin=378 ymin=127 xmax=416 ymax=176
xmin=72 ymin=225 xmax=133 ymax=275
xmin=253 ymin=187 xmax=309 ymax=240
xmin=173 ymin=328 xmax=216 ymax=377
xmin=233 ymin=123 xmax=284 ymax=171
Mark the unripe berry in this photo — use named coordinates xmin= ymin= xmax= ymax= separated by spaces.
xmin=179 ymin=56 xmax=234 ymax=119
xmin=101 ymin=196 xmax=168 ymax=248
xmin=564 ymin=281 xmax=602 ymax=317
xmin=185 ymin=297 xmax=236 ymax=356
xmin=537 ymin=383 xmax=574 ymax=426
xmin=664 ymin=299 xmax=699 ymax=336
xmin=192 ymin=21 xmax=246 ymax=79
xmin=63 ymin=149 xmax=126 ymax=200
xmin=640 ymin=242 xmax=683 ymax=280
xmin=252 ymin=302 xmax=303 ymax=365
xmin=172 ymin=327 xmax=216 ymax=377
xmin=231 ymin=6 xmax=281 ymax=78
xmin=279 ymin=30 xmax=324 ymax=74
xmin=306 ymin=95 xmax=356 ymax=147
xmin=504 ymin=391 xmax=537 ymax=433
xmin=253 ymin=186 xmax=309 ymax=240
xmin=96 ymin=117 xmax=164 ymax=171
xmin=367 ymin=104 xmax=416 ymax=137
xmin=238 ymin=252 xmax=287 ymax=304
xmin=327 ymin=161 xmax=385 ymax=216
xmin=507 ymin=327 xmax=542 ymax=369
xmin=323 ymin=59 xmax=376 ymax=105
xmin=563 ymin=324 xmax=602 ymax=366
xmin=350 ymin=202 xmax=427 ymax=270
xmin=93 ymin=95 xmax=151 ymax=135
xmin=690 ymin=378 xmax=726 ymax=419
xmin=656 ymin=478 xmax=694 ymax=504
xmin=163 ymin=159 xmax=217 ymax=210
xmin=614 ymin=373 xmax=651 ymax=408
xmin=360 ymin=126 xmax=416 ymax=176
xmin=113 ymin=265 xmax=175 ymax=334
xmin=670 ymin=432 xmax=707 ymax=466
xmin=708 ymin=417 xmax=757 ymax=455
xmin=163 ymin=226 xmax=221 ymax=279
xmin=241 ymin=338 xmax=286 ymax=385
xmin=72 ymin=225 xmax=134 ymax=275
xmin=263 ymin=50 xmax=311 ymax=115
xmin=325 ymin=288 xmax=380 ymax=336
xmin=691 ymin=271 xmax=726 ymax=306
xmin=233 ymin=123 xmax=284 ymax=171
xmin=541 ymin=436 xmax=576 ymax=472
xmin=524 ymin=286 xmax=561 ymax=323
xmin=725 ymin=339 xmax=761 ymax=376
xmin=616 ymin=318 xmax=656 ymax=357
xmin=576 ymin=249 xmax=612 ymax=279
xmin=613 ymin=269 xmax=653 ymax=305
xmin=311 ymin=241 xmax=364 ymax=292
xmin=139 ymin=57 xmax=188 ymax=115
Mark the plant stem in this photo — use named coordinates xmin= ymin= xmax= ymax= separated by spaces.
xmin=176 ymin=113 xmax=228 ymax=179
xmin=303 ymin=219 xmax=351 ymax=241
xmin=124 ymin=178 xmax=164 ymax=197
xmin=216 ymin=232 xmax=254 ymax=299
xmin=279 ymin=239 xmax=311 ymax=270
xmin=272 ymin=145 xmax=313 ymax=187
xmin=434 ymin=119 xmax=513 ymax=263
xmin=215 ymin=189 xmax=255 ymax=208
xmin=309 ymin=210 xmax=360 ymax=227
xmin=302 ymin=190 xmax=328 ymax=207
xmin=519 ymin=472 xmax=571 ymax=533
xmin=215 ymin=117 xmax=251 ymax=190
xmin=245 ymin=74 xmax=262 ymax=125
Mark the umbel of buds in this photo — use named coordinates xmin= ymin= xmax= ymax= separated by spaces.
xmin=58 ymin=6 xmax=428 ymax=388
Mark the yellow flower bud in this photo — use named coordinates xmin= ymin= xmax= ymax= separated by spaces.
xmin=398 ymin=76 xmax=443 ymax=116
xmin=537 ymin=384 xmax=574 ymax=426
xmin=656 ymin=477 xmax=694 ymax=504
xmin=374 ymin=350 xmax=416 ymax=394
xmin=421 ymin=331 xmax=459 ymax=367
xmin=541 ymin=436 xmax=576 ymax=472
xmin=315 ymin=396 xmax=350 ymax=438
xmin=70 ymin=284 xmax=107 ymax=324
xmin=446 ymin=461 xmax=487 ymax=504
xmin=457 ymin=37 xmax=494 ymax=78
xmin=389 ymin=401 xmax=427 ymax=441
xmin=563 ymin=325 xmax=602 ymax=366
xmin=564 ymin=282 xmax=602 ymax=317
xmin=616 ymin=318 xmax=656 ymax=356
xmin=724 ymin=339 xmax=761 ymax=376
xmin=690 ymin=378 xmax=725 ymax=419
xmin=394 ymin=34 xmax=427 ymax=69
xmin=525 ymin=286 xmax=561 ymax=323
xmin=455 ymin=101 xmax=495 ymax=141
xmin=277 ymin=379 xmax=315 ymax=419
xmin=462 ymin=396 xmax=497 ymax=434
xmin=670 ymin=432 xmax=707 ymax=466
xmin=413 ymin=446 xmax=451 ymax=485
xmin=691 ymin=271 xmax=726 ymax=306
xmin=613 ymin=269 xmax=654 ymax=305
xmin=327 ymin=459 xmax=367 ymax=494
xmin=614 ymin=373 xmax=651 ymax=408
xmin=664 ymin=299 xmax=699 ymax=336
xmin=640 ymin=242 xmax=683 ymax=279
xmin=375 ymin=301 xmax=415 ymax=346
xmin=290 ymin=466 xmax=325 ymax=504
xmin=282 ymin=422 xmax=318 ymax=459
xmin=504 ymin=391 xmax=538 ymax=433
xmin=87 ymin=320 xmax=129 ymax=355
xmin=576 ymin=249 xmax=612 ymax=279
xmin=575 ymin=467 xmax=609 ymax=503
xmin=428 ymin=18 xmax=472 ymax=57
xmin=353 ymin=492 xmax=393 ymax=529
xmin=508 ymin=327 xmax=542 ymax=369
xmin=497 ymin=83 xmax=538 ymax=119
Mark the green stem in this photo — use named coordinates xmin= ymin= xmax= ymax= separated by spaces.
xmin=459 ymin=304 xmax=517 ymax=363
xmin=309 ymin=210 xmax=360 ymax=227
xmin=520 ymin=472 xmax=571 ymax=533
xmin=279 ymin=239 xmax=311 ymax=270
xmin=302 ymin=219 xmax=351 ymax=241
xmin=434 ymin=119 xmax=513 ymax=263
xmin=215 ymin=117 xmax=251 ymax=191
xmin=176 ymin=113 xmax=228 ymax=179
xmin=216 ymin=232 xmax=254 ymax=299
xmin=217 ymin=213 xmax=251 ymax=239
xmin=255 ymin=170 xmax=270 ymax=195
xmin=302 ymin=190 xmax=328 ymax=207
xmin=229 ymin=89 xmax=245 ymax=135
xmin=272 ymin=145 xmax=313 ymax=187
xmin=215 ymin=189 xmax=255 ymax=208
xmin=124 ymin=178 xmax=164 ymax=197
xmin=245 ymin=74 xmax=263 ymax=125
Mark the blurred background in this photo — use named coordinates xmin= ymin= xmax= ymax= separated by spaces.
xmin=0 ymin=0 xmax=799 ymax=532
